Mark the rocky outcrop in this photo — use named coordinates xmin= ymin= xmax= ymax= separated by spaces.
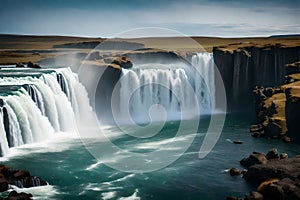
xmin=213 ymin=44 xmax=300 ymax=111
xmin=285 ymin=87 xmax=300 ymax=143
xmin=27 ymin=61 xmax=41 ymax=68
xmin=251 ymin=71 xmax=300 ymax=143
xmin=286 ymin=61 xmax=300 ymax=75
xmin=228 ymin=149 xmax=300 ymax=200
xmin=0 ymin=165 xmax=48 ymax=192
xmin=123 ymin=50 xmax=184 ymax=65
xmin=1 ymin=190 xmax=33 ymax=200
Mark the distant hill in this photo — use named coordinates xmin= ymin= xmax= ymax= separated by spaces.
xmin=269 ymin=34 xmax=300 ymax=38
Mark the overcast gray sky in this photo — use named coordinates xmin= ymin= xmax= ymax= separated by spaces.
xmin=0 ymin=0 xmax=299 ymax=37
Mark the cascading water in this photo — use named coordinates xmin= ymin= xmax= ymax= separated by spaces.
xmin=118 ymin=52 xmax=216 ymax=123
xmin=0 ymin=67 xmax=92 ymax=156
xmin=192 ymin=52 xmax=216 ymax=111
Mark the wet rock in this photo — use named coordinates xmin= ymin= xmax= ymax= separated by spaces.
xmin=244 ymin=191 xmax=263 ymax=200
xmin=0 ymin=176 xmax=8 ymax=192
xmin=240 ymin=153 xmax=268 ymax=168
xmin=285 ymin=87 xmax=300 ymax=144
xmin=27 ymin=61 xmax=41 ymax=68
xmin=282 ymin=136 xmax=293 ymax=143
xmin=243 ymin=157 xmax=300 ymax=184
xmin=280 ymin=153 xmax=288 ymax=159
xmin=15 ymin=63 xmax=25 ymax=68
xmin=229 ymin=168 xmax=246 ymax=176
xmin=264 ymin=121 xmax=282 ymax=138
xmin=0 ymin=165 xmax=48 ymax=192
xmin=13 ymin=170 xmax=30 ymax=179
xmin=250 ymin=124 xmax=263 ymax=133
xmin=5 ymin=190 xmax=33 ymax=200
xmin=266 ymin=148 xmax=279 ymax=160
xmin=251 ymin=132 xmax=264 ymax=138
xmin=226 ymin=196 xmax=242 ymax=200
xmin=233 ymin=140 xmax=243 ymax=144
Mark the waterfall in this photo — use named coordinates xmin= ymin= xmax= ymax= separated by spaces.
xmin=192 ymin=52 xmax=216 ymax=111
xmin=0 ymin=67 xmax=92 ymax=156
xmin=118 ymin=52 xmax=216 ymax=123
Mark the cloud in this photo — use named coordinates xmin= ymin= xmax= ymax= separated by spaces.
xmin=0 ymin=0 xmax=299 ymax=37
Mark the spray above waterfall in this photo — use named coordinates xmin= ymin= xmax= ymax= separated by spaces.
xmin=0 ymin=67 xmax=92 ymax=156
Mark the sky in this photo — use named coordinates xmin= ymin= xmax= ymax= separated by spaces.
xmin=0 ymin=0 xmax=299 ymax=38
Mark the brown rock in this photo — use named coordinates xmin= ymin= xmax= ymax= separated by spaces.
xmin=15 ymin=63 xmax=25 ymax=68
xmin=282 ymin=136 xmax=293 ymax=143
xmin=244 ymin=191 xmax=263 ymax=200
xmin=266 ymin=148 xmax=279 ymax=160
xmin=112 ymin=56 xmax=133 ymax=69
xmin=229 ymin=168 xmax=244 ymax=176
xmin=7 ymin=190 xmax=32 ymax=200
xmin=233 ymin=140 xmax=243 ymax=144
xmin=13 ymin=170 xmax=30 ymax=179
xmin=0 ymin=176 xmax=8 ymax=192
xmin=280 ymin=153 xmax=288 ymax=159
xmin=251 ymin=132 xmax=264 ymax=138
xmin=250 ymin=124 xmax=263 ymax=133
xmin=243 ymin=157 xmax=300 ymax=184
xmin=240 ymin=154 xmax=268 ymax=168
xmin=27 ymin=61 xmax=41 ymax=68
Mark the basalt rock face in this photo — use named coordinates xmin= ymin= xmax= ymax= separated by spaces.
xmin=229 ymin=150 xmax=300 ymax=200
xmin=250 ymin=72 xmax=300 ymax=143
xmin=213 ymin=45 xmax=300 ymax=111
xmin=95 ymin=65 xmax=122 ymax=124
xmin=285 ymin=87 xmax=300 ymax=143
xmin=0 ymin=165 xmax=48 ymax=192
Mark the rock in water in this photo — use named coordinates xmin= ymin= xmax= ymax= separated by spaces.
xmin=0 ymin=165 xmax=48 ymax=192
xmin=280 ymin=153 xmax=288 ymax=159
xmin=233 ymin=140 xmax=243 ymax=144
xmin=6 ymin=190 xmax=33 ymax=200
xmin=282 ymin=136 xmax=293 ymax=143
xmin=240 ymin=154 xmax=268 ymax=167
xmin=266 ymin=148 xmax=279 ymax=160
xmin=27 ymin=61 xmax=41 ymax=68
xmin=244 ymin=191 xmax=263 ymax=200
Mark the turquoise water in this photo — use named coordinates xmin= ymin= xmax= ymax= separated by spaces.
xmin=1 ymin=115 xmax=300 ymax=200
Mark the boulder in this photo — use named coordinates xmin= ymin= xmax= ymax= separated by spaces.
xmin=27 ymin=61 xmax=41 ymax=68
xmin=13 ymin=170 xmax=30 ymax=179
xmin=250 ymin=124 xmax=263 ymax=133
xmin=0 ymin=176 xmax=8 ymax=192
xmin=233 ymin=140 xmax=243 ymax=144
xmin=266 ymin=148 xmax=279 ymax=160
xmin=243 ymin=157 xmax=300 ymax=184
xmin=6 ymin=190 xmax=33 ymax=200
xmin=263 ymin=121 xmax=282 ymax=138
xmin=280 ymin=153 xmax=288 ymax=159
xmin=244 ymin=191 xmax=263 ymax=200
xmin=15 ymin=63 xmax=25 ymax=68
xmin=112 ymin=56 xmax=133 ymax=69
xmin=251 ymin=132 xmax=264 ymax=138
xmin=229 ymin=168 xmax=246 ymax=176
xmin=0 ymin=165 xmax=48 ymax=192
xmin=240 ymin=154 xmax=268 ymax=168
xmin=282 ymin=136 xmax=293 ymax=143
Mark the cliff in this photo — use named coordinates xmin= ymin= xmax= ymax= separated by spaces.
xmin=213 ymin=44 xmax=300 ymax=111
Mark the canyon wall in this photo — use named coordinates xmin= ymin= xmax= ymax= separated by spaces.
xmin=213 ymin=44 xmax=300 ymax=111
